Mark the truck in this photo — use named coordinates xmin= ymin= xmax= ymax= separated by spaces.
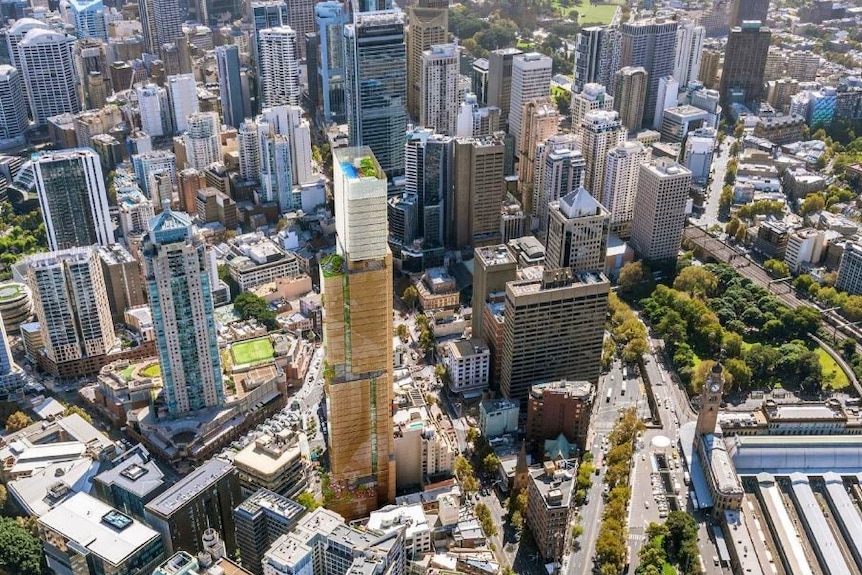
xmin=606 ymin=388 xmax=613 ymax=403
xmin=594 ymin=450 xmax=603 ymax=475
xmin=673 ymin=480 xmax=681 ymax=494
xmin=683 ymin=471 xmax=691 ymax=486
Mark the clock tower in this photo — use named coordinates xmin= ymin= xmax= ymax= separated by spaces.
xmin=696 ymin=361 xmax=724 ymax=436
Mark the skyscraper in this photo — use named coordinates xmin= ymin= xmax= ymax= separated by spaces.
xmin=673 ymin=22 xmax=705 ymax=88
xmin=698 ymin=49 xmax=721 ymax=89
xmin=630 ymin=158 xmax=692 ymax=261
xmin=404 ymin=127 xmax=451 ymax=267
xmin=545 ymin=186 xmax=609 ymax=273
xmin=720 ymin=23 xmax=771 ymax=108
xmin=256 ymin=121 xmax=292 ymax=211
xmin=580 ymin=110 xmax=624 ymax=202
xmin=183 ymin=112 xmax=221 ymax=170
xmin=0 ymin=313 xmax=21 ymax=400
xmin=571 ymin=83 xmax=614 ymax=136
xmin=574 ymin=26 xmax=610 ymax=94
xmin=322 ymin=147 xmax=394 ymax=520
xmin=420 ymin=43 xmax=460 ymax=136
xmin=167 ymin=73 xmax=199 ymax=133
xmin=613 ymin=67 xmax=647 ymax=133
xmin=66 ymin=0 xmax=107 ymax=40
xmin=143 ymin=207 xmax=224 ymax=417
xmin=654 ymin=75 xmax=679 ymax=130
xmin=517 ymin=98 xmax=559 ymax=214
xmin=406 ymin=0 xmax=448 ymax=120
xmin=344 ymin=9 xmax=407 ymax=179
xmin=508 ymin=52 xmax=552 ymax=151
xmin=729 ymin=0 xmax=769 ymax=27
xmin=137 ymin=0 xmax=182 ymax=54
xmin=5 ymin=18 xmax=51 ymax=70
xmin=0 ymin=65 xmax=28 ymax=146
xmin=315 ymin=1 xmax=348 ymax=123
xmin=535 ymin=147 xmax=586 ymax=239
xmin=216 ymin=45 xmax=245 ymax=128
xmin=238 ymin=120 xmax=261 ymax=180
xmin=486 ymin=48 xmax=522 ymax=125
xmin=18 ymin=29 xmax=80 ymax=126
xmin=34 ymin=149 xmax=114 ymax=251
xmin=602 ymin=140 xmax=650 ymax=239
xmin=619 ymin=18 xmax=678 ymax=128
xmin=283 ymin=0 xmax=314 ymax=58
xmin=451 ymin=135 xmax=505 ymax=250
xmin=258 ymin=26 xmax=301 ymax=108
xmin=136 ymin=83 xmax=171 ymax=137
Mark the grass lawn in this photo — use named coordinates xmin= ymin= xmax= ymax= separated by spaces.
xmin=556 ymin=0 xmax=623 ymax=24
xmin=232 ymin=338 xmax=275 ymax=365
xmin=120 ymin=365 xmax=134 ymax=380
xmin=141 ymin=364 xmax=161 ymax=378
xmin=815 ymin=347 xmax=850 ymax=390
xmin=662 ymin=564 xmax=677 ymax=575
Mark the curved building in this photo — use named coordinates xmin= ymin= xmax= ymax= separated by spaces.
xmin=0 ymin=282 xmax=32 ymax=332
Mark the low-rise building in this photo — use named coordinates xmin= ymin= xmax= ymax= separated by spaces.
xmin=226 ymin=232 xmax=301 ymax=291
xmin=393 ymin=405 xmax=457 ymax=488
xmin=92 ymin=446 xmax=167 ymax=521
xmin=753 ymin=219 xmax=791 ymax=260
xmin=154 ymin=551 xmax=254 ymax=575
xmin=752 ymin=113 xmax=806 ymax=145
xmin=526 ymin=380 xmax=593 ymax=452
xmin=232 ymin=431 xmax=306 ymax=499
xmin=784 ymin=228 xmax=827 ymax=273
xmin=782 ymin=168 xmax=826 ymax=200
xmin=660 ymin=105 xmax=710 ymax=143
xmin=415 ymin=267 xmax=460 ymax=311
xmin=367 ymin=503 xmax=432 ymax=561
xmin=95 ymin=358 xmax=162 ymax=426
xmin=442 ymin=338 xmax=490 ymax=395
xmin=478 ymin=399 xmax=519 ymax=438
xmin=526 ymin=461 xmax=576 ymax=561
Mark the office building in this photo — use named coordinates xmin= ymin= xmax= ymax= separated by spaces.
xmin=619 ymin=18 xmax=678 ymax=128
xmin=132 ymin=150 xmax=177 ymax=197
xmin=580 ymin=110 xmax=624 ymax=203
xmin=698 ymin=49 xmax=721 ymax=89
xmin=39 ymin=492 xmax=165 ymax=575
xmin=487 ymin=48 xmax=522 ymax=124
xmin=167 ymin=74 xmax=198 ymax=133
xmin=315 ymin=1 xmax=348 ymax=123
xmin=572 ymin=83 xmax=614 ymax=139
xmin=97 ymin=244 xmax=146 ymax=322
xmin=137 ymin=0 xmax=181 ymax=54
xmin=234 ymin=489 xmax=306 ymax=575
xmin=5 ymin=18 xmax=51 ymax=71
xmin=451 ymin=135 xmax=505 ymax=250
xmin=787 ymin=51 xmax=820 ymax=83
xmin=500 ymin=268 xmax=609 ymax=405
xmin=508 ymin=52 xmax=552 ymax=151
xmin=613 ymin=67 xmax=648 ymax=133
xmin=729 ymin=0 xmax=769 ymax=27
xmin=67 ymin=0 xmax=107 ymax=40
xmin=654 ymin=75 xmax=679 ymax=130
xmin=517 ymin=98 xmax=559 ymax=213
xmin=472 ymin=58 xmax=489 ymax=105
xmin=34 ymin=149 xmax=114 ymax=251
xmin=456 ymin=94 xmax=501 ymax=138
xmin=526 ymin=380 xmax=593 ymax=452
xmin=144 ymin=459 xmax=241 ymax=556
xmin=344 ymin=9 xmax=407 ymax=179
xmin=92 ymin=448 xmax=168 ymax=521
xmin=673 ymin=21 xmax=704 ymax=88
xmin=216 ymin=45 xmax=245 ymax=128
xmin=526 ymin=462 xmax=576 ymax=561
xmin=322 ymin=148 xmax=394 ymax=520
xmin=836 ymin=241 xmax=862 ymax=295
xmin=406 ymin=0 xmax=448 ymax=120
xmin=420 ymin=43 xmax=459 ymax=136
xmin=660 ymin=104 xmax=709 ymax=143
xmin=183 ymin=112 xmax=222 ymax=170
xmin=573 ymin=26 xmax=617 ymax=94
xmin=535 ymin=148 xmax=586 ymax=240
xmin=471 ymin=244 xmax=516 ymax=341
xmin=442 ymin=338 xmax=490 ymax=395
xmin=0 ymin=65 xmax=27 ymax=146
xmin=137 ymin=83 xmax=171 ymax=137
xmin=545 ymin=186 xmax=609 ymax=273
xmin=0 ymin=311 xmax=20 ymax=400
xmin=143 ymin=207 xmax=223 ymax=417
xmin=720 ymin=23 xmax=771 ymax=108
xmin=479 ymin=398 xmax=519 ymax=438
xmin=630 ymin=158 xmax=692 ymax=261
xmin=25 ymin=248 xmax=115 ymax=370
xmin=282 ymin=0 xmax=314 ymax=59
xmin=18 ymin=29 xmax=79 ymax=126
xmin=682 ymin=128 xmax=716 ymax=184
xmin=233 ymin=432 xmax=306 ymax=498
xmin=225 ymin=234 xmax=301 ymax=290
xmin=259 ymin=27 xmax=301 ymax=108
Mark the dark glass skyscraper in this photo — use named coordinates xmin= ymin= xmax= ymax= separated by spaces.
xmin=729 ymin=0 xmax=769 ymax=27
xmin=720 ymin=22 xmax=771 ymax=108
xmin=619 ymin=18 xmax=678 ymax=129
xmin=315 ymin=1 xmax=347 ymax=123
xmin=215 ymin=45 xmax=244 ymax=128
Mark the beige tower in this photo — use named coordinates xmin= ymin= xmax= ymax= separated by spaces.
xmin=580 ymin=110 xmax=624 ymax=200
xmin=614 ymin=67 xmax=648 ymax=133
xmin=698 ymin=50 xmax=721 ymax=89
xmin=545 ymin=186 xmax=609 ymax=273
xmin=571 ymin=83 xmax=614 ymax=137
xmin=517 ymin=97 xmax=560 ymax=215
xmin=406 ymin=0 xmax=448 ymax=121
xmin=322 ymin=148 xmax=395 ymax=520
xmin=630 ymin=158 xmax=692 ymax=261
xmin=696 ymin=362 xmax=725 ymax=436
xmin=451 ymin=135 xmax=506 ymax=250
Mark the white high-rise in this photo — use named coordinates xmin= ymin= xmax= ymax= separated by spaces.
xmin=238 ymin=120 xmax=261 ymax=181
xmin=580 ymin=110 xmax=624 ymax=201
xmin=66 ymin=0 xmax=107 ymax=41
xmin=571 ymin=83 xmax=614 ymax=135
xmin=536 ymin=147 xmax=586 ymax=239
xmin=0 ymin=65 xmax=28 ymax=146
xmin=673 ymin=22 xmax=705 ymax=88
xmin=0 ymin=312 xmax=20 ymax=399
xmin=630 ymin=158 xmax=692 ymax=261
xmin=5 ymin=18 xmax=51 ymax=70
xmin=18 ymin=29 xmax=80 ymax=126
xmin=545 ymin=186 xmax=609 ymax=273
xmin=136 ymin=83 xmax=170 ymax=137
xmin=508 ymin=52 xmax=552 ymax=150
xmin=284 ymin=105 xmax=313 ymax=186
xmin=602 ymin=141 xmax=650 ymax=239
xmin=257 ymin=121 xmax=293 ymax=211
xmin=258 ymin=26 xmax=301 ymax=108
xmin=167 ymin=74 xmax=199 ymax=133
xmin=420 ymin=43 xmax=460 ymax=136
xmin=34 ymin=149 xmax=114 ymax=251
xmin=183 ymin=112 xmax=221 ymax=169
xmin=654 ymin=76 xmax=679 ymax=130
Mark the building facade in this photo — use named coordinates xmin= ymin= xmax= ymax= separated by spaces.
xmin=545 ymin=186 xmax=609 ymax=274
xmin=630 ymin=159 xmax=692 ymax=261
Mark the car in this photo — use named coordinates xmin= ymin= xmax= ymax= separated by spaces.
xmin=644 ymin=501 xmax=649 ymax=509
xmin=641 ymin=452 xmax=646 ymax=461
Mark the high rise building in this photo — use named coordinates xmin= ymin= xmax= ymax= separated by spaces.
xmin=216 ymin=45 xmax=245 ymax=128
xmin=654 ymin=75 xmax=679 ymax=130
xmin=403 ymin=127 xmax=451 ymax=267
xmin=5 ymin=18 xmax=51 ymax=70
xmin=532 ymin=134 xmax=580 ymax=215
xmin=137 ymin=0 xmax=182 ymax=54
xmin=183 ymin=112 xmax=221 ymax=170
xmin=322 ymin=147 xmax=394 ymax=520
xmin=18 ymin=29 xmax=80 ymax=126
xmin=580 ymin=110 xmax=624 ymax=202
xmin=132 ymin=150 xmax=177 ymax=197
xmin=451 ymin=135 xmax=505 ymax=250
xmin=508 ymin=52 xmax=552 ymax=151
xmin=456 ymin=94 xmax=501 ymax=138
xmin=256 ymin=123 xmax=292 ymax=211
xmin=613 ymin=67 xmax=648 ymax=133
xmin=535 ymin=148 xmax=585 ymax=240
xmin=673 ymin=22 xmax=705 ymax=88
xmin=261 ymin=104 xmax=314 ymax=186
xmin=786 ymin=51 xmax=819 ymax=83
xmin=34 ymin=149 xmax=114 ymax=251
xmin=698 ymin=49 xmax=721 ymax=89
xmin=0 ymin=313 xmax=20 ymax=400
xmin=545 ymin=186 xmax=609 ymax=273
xmin=517 ymin=98 xmax=559 ymax=215
xmin=729 ymin=0 xmax=769 ymax=27
xmin=630 ymin=158 xmax=692 ymax=261
xmin=471 ymin=245 xmax=517 ymax=341
xmin=406 ymin=0 xmax=448 ymax=121
xmin=500 ymin=268 xmax=609 ymax=405
xmin=66 ymin=0 xmax=107 ymax=40
xmin=167 ymin=74 xmax=198 ymax=133
xmin=137 ymin=83 xmax=171 ymax=137
xmin=258 ymin=26 xmax=301 ymax=108
xmin=720 ymin=23 xmax=771 ymax=108
xmin=315 ymin=1 xmax=348 ymax=124
xmin=573 ymin=26 xmax=615 ymax=94
xmin=344 ymin=9 xmax=407 ymax=179
xmin=602 ymin=140 xmax=650 ymax=239
xmin=420 ymin=43 xmax=459 ymax=136
xmin=25 ymin=248 xmax=115 ymax=366
xmin=0 ymin=65 xmax=27 ymax=146
xmin=238 ymin=120 xmax=261 ymax=180
xmin=283 ymin=0 xmax=314 ymax=59
xmin=487 ymin=48 xmax=522 ymax=125
xmin=143 ymin=206 xmax=224 ymax=416
xmin=251 ymin=1 xmax=288 ymax=103
xmin=619 ymin=18 xmax=678 ymax=128
xmin=234 ymin=489 xmax=306 ymax=575
xmin=571 ymin=83 xmax=614 ymax=136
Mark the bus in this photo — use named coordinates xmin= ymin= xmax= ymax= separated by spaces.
xmin=594 ymin=450 xmax=603 ymax=475
xmin=606 ymin=388 xmax=613 ymax=403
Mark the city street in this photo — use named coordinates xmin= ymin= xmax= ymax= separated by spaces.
xmin=697 ymin=134 xmax=736 ymax=229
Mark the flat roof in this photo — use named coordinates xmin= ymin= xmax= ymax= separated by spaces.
xmin=145 ymin=458 xmax=233 ymax=517
xmin=94 ymin=453 xmax=166 ymax=498
xmin=823 ymin=472 xmax=862 ymax=566
xmin=232 ymin=433 xmax=301 ymax=477
xmin=788 ymin=473 xmax=852 ymax=575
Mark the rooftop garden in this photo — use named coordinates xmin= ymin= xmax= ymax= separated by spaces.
xmin=357 ymin=156 xmax=376 ymax=178
xmin=231 ymin=337 xmax=275 ymax=366
xmin=0 ymin=283 xmax=25 ymax=301
xmin=320 ymin=253 xmax=344 ymax=278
